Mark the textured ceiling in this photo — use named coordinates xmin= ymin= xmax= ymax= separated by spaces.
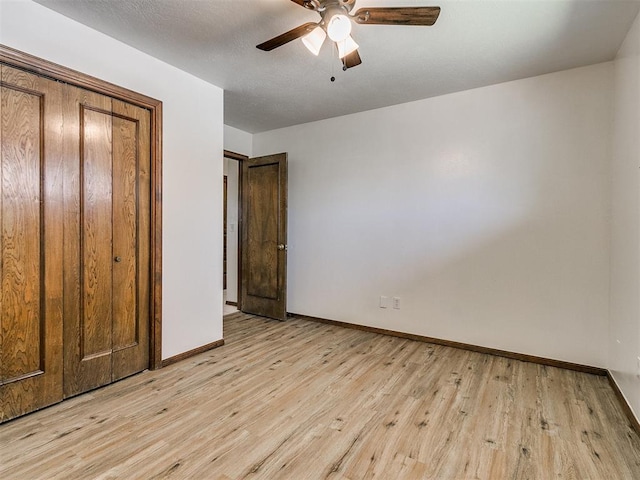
xmin=35 ymin=0 xmax=640 ymax=133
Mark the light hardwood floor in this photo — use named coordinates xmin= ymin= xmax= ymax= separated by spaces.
xmin=1 ymin=312 xmax=639 ymax=479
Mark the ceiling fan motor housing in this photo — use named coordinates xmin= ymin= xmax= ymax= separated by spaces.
xmin=304 ymin=0 xmax=355 ymax=13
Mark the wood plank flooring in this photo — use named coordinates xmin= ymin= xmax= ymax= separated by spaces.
xmin=1 ymin=312 xmax=639 ymax=479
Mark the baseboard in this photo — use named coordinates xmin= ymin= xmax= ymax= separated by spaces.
xmin=225 ymin=301 xmax=238 ymax=306
xmin=291 ymin=313 xmax=607 ymax=376
xmin=606 ymin=371 xmax=640 ymax=438
xmin=161 ymin=339 xmax=225 ymax=367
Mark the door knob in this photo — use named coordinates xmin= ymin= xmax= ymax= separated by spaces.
xmin=114 ymin=256 xmax=122 ymax=262
xmin=277 ymin=244 xmax=287 ymax=251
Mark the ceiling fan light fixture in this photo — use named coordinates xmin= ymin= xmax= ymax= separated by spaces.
xmin=256 ymin=3 xmax=441 ymax=71
xmin=301 ymin=26 xmax=326 ymax=56
xmin=326 ymin=13 xmax=352 ymax=42
xmin=336 ymin=35 xmax=359 ymax=59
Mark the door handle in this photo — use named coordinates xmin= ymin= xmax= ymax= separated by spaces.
xmin=114 ymin=256 xmax=122 ymax=263
xmin=277 ymin=244 xmax=287 ymax=251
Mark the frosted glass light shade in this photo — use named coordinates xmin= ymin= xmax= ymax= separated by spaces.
xmin=337 ymin=35 xmax=359 ymax=59
xmin=302 ymin=27 xmax=326 ymax=56
xmin=327 ymin=14 xmax=352 ymax=42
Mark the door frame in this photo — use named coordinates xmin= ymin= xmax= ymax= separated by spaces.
xmin=0 ymin=44 xmax=164 ymax=370
xmin=224 ymin=150 xmax=248 ymax=312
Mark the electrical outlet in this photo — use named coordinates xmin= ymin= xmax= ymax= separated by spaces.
xmin=393 ymin=297 xmax=401 ymax=309
xmin=380 ymin=296 xmax=389 ymax=309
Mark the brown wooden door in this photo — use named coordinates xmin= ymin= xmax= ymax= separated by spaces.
xmin=111 ymin=99 xmax=151 ymax=383
xmin=0 ymin=56 xmax=155 ymax=422
xmin=240 ymin=153 xmax=288 ymax=320
xmin=0 ymin=65 xmax=65 ymax=421
xmin=63 ymin=90 xmax=151 ymax=397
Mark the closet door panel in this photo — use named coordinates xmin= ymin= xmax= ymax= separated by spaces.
xmin=111 ymin=99 xmax=150 ymax=381
xmin=1 ymin=79 xmax=42 ymax=381
xmin=111 ymin=111 xmax=137 ymax=350
xmin=81 ymin=106 xmax=113 ymax=358
xmin=0 ymin=65 xmax=64 ymax=421
xmin=63 ymin=89 xmax=113 ymax=397
xmin=64 ymin=94 xmax=151 ymax=394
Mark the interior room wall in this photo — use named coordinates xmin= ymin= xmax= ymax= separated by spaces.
xmin=253 ymin=62 xmax=613 ymax=368
xmin=224 ymin=124 xmax=253 ymax=157
xmin=0 ymin=0 xmax=225 ymax=360
xmin=610 ymin=10 xmax=640 ymax=421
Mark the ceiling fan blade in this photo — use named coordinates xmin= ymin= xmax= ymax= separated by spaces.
xmin=290 ymin=0 xmax=317 ymax=10
xmin=353 ymin=7 xmax=441 ymax=26
xmin=342 ymin=49 xmax=362 ymax=69
xmin=257 ymin=22 xmax=318 ymax=51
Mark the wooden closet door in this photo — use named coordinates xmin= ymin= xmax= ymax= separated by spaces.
xmin=64 ymin=93 xmax=150 ymax=397
xmin=63 ymin=88 xmax=114 ymax=396
xmin=0 ymin=65 xmax=65 ymax=421
xmin=111 ymin=99 xmax=150 ymax=382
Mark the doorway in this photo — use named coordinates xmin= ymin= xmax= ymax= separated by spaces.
xmin=222 ymin=150 xmax=288 ymax=321
xmin=224 ymin=154 xmax=240 ymax=316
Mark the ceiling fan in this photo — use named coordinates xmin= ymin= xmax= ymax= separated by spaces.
xmin=257 ymin=0 xmax=441 ymax=70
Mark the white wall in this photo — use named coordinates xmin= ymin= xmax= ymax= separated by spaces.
xmin=610 ymin=11 xmax=640 ymax=421
xmin=0 ymin=0 xmax=225 ymax=359
xmin=224 ymin=124 xmax=252 ymax=157
xmin=254 ymin=63 xmax=613 ymax=367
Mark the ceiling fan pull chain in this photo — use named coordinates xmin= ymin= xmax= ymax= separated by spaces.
xmin=331 ymin=41 xmax=337 ymax=82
